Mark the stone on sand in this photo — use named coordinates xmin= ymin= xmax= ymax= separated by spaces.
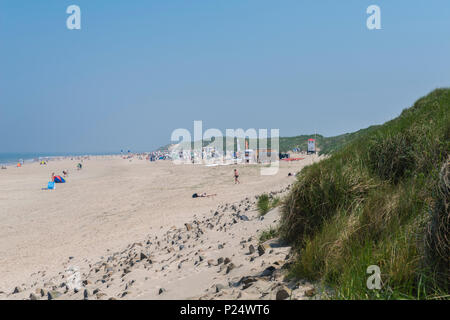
xmin=257 ymin=244 xmax=266 ymax=256
xmin=276 ymin=287 xmax=291 ymax=300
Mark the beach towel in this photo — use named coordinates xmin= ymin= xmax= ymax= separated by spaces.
xmin=53 ymin=176 xmax=66 ymax=183
xmin=47 ymin=181 xmax=55 ymax=190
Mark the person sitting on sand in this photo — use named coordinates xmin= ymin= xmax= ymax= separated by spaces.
xmin=234 ymin=169 xmax=240 ymax=184
xmin=1 ymin=165 xmax=6 ymax=170
xmin=62 ymin=170 xmax=69 ymax=177
xmin=192 ymin=192 xmax=217 ymax=198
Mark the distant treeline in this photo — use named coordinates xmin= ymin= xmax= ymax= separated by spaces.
xmin=157 ymin=126 xmax=381 ymax=155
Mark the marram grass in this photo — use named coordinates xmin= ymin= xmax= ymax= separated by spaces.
xmin=280 ymin=88 xmax=450 ymax=299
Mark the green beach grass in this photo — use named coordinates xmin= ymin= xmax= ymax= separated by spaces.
xmin=257 ymin=194 xmax=282 ymax=216
xmin=279 ymin=89 xmax=450 ymax=299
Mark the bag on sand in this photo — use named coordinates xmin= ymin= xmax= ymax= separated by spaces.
xmin=47 ymin=181 xmax=55 ymax=190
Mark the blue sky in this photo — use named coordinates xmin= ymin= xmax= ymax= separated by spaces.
xmin=0 ymin=0 xmax=449 ymax=153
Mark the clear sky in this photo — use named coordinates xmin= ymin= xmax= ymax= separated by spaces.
xmin=1 ymin=0 xmax=449 ymax=153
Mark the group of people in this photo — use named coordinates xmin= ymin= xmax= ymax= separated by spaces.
xmin=49 ymin=162 xmax=82 ymax=186
xmin=50 ymin=172 xmax=66 ymax=183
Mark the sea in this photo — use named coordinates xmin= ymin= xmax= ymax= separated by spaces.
xmin=0 ymin=152 xmax=119 ymax=166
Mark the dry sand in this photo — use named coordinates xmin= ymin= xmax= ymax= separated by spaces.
xmin=0 ymin=155 xmax=322 ymax=299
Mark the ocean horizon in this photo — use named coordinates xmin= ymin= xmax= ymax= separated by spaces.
xmin=0 ymin=152 xmax=120 ymax=166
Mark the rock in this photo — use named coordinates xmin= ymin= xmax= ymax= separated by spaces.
xmin=276 ymin=288 xmax=290 ymax=300
xmin=140 ymin=252 xmax=148 ymax=260
xmin=240 ymin=277 xmax=258 ymax=290
xmin=239 ymin=215 xmax=249 ymax=221
xmin=158 ymin=288 xmax=165 ymax=295
xmin=12 ymin=286 xmax=21 ymax=294
xmin=226 ymin=263 xmax=235 ymax=274
xmin=218 ymin=244 xmax=224 ymax=249
xmin=257 ymin=244 xmax=266 ymax=256
xmin=248 ymin=245 xmax=255 ymax=254
xmin=82 ymin=280 xmax=91 ymax=286
xmin=240 ymin=277 xmax=257 ymax=286
xmin=123 ymin=268 xmax=131 ymax=275
xmin=29 ymin=293 xmax=38 ymax=300
xmin=83 ymin=289 xmax=90 ymax=300
xmin=215 ymin=284 xmax=226 ymax=293
xmin=260 ymin=266 xmax=276 ymax=277
xmin=39 ymin=288 xmax=47 ymax=297
xmin=185 ymin=223 xmax=193 ymax=231
xmin=47 ymin=290 xmax=62 ymax=300
xmin=224 ymin=257 xmax=231 ymax=265
xmin=217 ymin=257 xmax=224 ymax=265
xmin=305 ymin=288 xmax=316 ymax=297
xmin=271 ymin=269 xmax=284 ymax=280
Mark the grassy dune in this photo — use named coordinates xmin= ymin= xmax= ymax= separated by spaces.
xmin=280 ymin=89 xmax=449 ymax=299
xmin=278 ymin=126 xmax=381 ymax=154
xmin=159 ymin=126 xmax=379 ymax=155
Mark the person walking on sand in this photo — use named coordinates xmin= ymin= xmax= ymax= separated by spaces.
xmin=234 ymin=168 xmax=240 ymax=184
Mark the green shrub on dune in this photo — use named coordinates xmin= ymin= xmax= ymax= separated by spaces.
xmin=257 ymin=194 xmax=282 ymax=216
xmin=257 ymin=194 xmax=271 ymax=215
xmin=280 ymin=89 xmax=450 ymax=299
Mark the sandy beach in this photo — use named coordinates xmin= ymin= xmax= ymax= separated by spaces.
xmin=0 ymin=155 xmax=321 ymax=299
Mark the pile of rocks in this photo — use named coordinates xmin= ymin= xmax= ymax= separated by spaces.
xmin=3 ymin=185 xmax=321 ymax=300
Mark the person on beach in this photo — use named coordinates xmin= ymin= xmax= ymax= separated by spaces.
xmin=234 ymin=169 xmax=240 ymax=184
xmin=51 ymin=172 xmax=55 ymax=182
xmin=192 ymin=192 xmax=217 ymax=198
xmin=63 ymin=170 xmax=69 ymax=177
